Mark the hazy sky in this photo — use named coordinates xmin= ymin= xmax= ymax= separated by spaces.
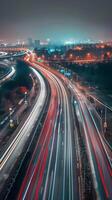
xmin=0 ymin=0 xmax=112 ymax=42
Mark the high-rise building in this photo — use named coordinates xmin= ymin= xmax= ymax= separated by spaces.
xmin=28 ymin=38 xmax=34 ymax=47
xmin=34 ymin=40 xmax=40 ymax=48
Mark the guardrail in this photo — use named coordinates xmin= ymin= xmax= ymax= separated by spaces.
xmin=0 ymin=66 xmax=15 ymax=84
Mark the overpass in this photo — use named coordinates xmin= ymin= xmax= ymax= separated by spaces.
xmin=0 ymin=47 xmax=29 ymax=60
xmin=0 ymin=47 xmax=28 ymax=53
xmin=48 ymin=58 xmax=112 ymax=64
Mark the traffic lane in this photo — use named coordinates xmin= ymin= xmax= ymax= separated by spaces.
xmin=35 ymin=60 xmax=112 ymax=199
xmin=0 ymin=69 xmax=45 ymax=168
xmin=45 ymin=71 xmax=74 ymax=200
xmin=70 ymin=84 xmax=112 ymax=199
xmin=44 ymin=75 xmax=77 ymax=200
xmin=87 ymin=103 xmax=112 ymax=162
xmin=0 ymin=68 xmax=46 ymax=192
xmin=18 ymin=75 xmax=58 ymax=200
xmin=41 ymin=79 xmax=75 ymax=200
xmin=51 ymin=68 xmax=79 ymax=200
xmin=46 ymin=95 xmax=65 ymax=200
xmin=69 ymin=82 xmax=112 ymax=164
xmin=40 ymin=71 xmax=72 ymax=198
xmin=61 ymin=86 xmax=73 ymax=200
xmin=26 ymin=58 xmax=80 ymax=200
xmin=34 ymin=93 xmax=58 ymax=200
xmin=70 ymin=81 xmax=112 ymax=162
xmin=18 ymin=102 xmax=56 ymax=200
xmin=75 ymin=100 xmax=107 ymax=200
xmin=80 ymin=100 xmax=112 ymax=199
xmin=33 ymin=61 xmax=79 ymax=200
xmin=40 ymin=90 xmax=64 ymax=200
xmin=0 ymin=68 xmax=38 ymax=146
xmin=0 ymin=66 xmax=15 ymax=84
xmin=86 ymin=105 xmax=112 ymax=199
xmin=67 ymin=92 xmax=80 ymax=200
xmin=39 ymin=104 xmax=63 ymax=200
xmin=31 ymin=66 xmax=64 ymax=199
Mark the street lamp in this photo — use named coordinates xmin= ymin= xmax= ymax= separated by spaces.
xmin=74 ymin=100 xmax=77 ymax=104
xmin=9 ymin=107 xmax=14 ymax=128
xmin=9 ymin=107 xmax=12 ymax=112
xmin=69 ymin=53 xmax=73 ymax=59
xmin=9 ymin=107 xmax=12 ymax=120
xmin=24 ymin=91 xmax=28 ymax=105
xmin=54 ymin=55 xmax=57 ymax=59
xmin=104 ymin=107 xmax=107 ymax=133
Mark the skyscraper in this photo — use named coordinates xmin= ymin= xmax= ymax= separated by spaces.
xmin=28 ymin=38 xmax=34 ymax=47
xmin=34 ymin=40 xmax=40 ymax=48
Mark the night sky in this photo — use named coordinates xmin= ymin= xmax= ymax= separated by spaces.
xmin=0 ymin=0 xmax=112 ymax=42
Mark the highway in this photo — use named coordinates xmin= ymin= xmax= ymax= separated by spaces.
xmin=0 ymin=66 xmax=15 ymax=84
xmin=0 ymin=52 xmax=8 ymax=58
xmin=49 ymin=58 xmax=112 ymax=65
xmin=17 ymin=58 xmax=79 ymax=200
xmin=0 ymin=68 xmax=46 ymax=196
xmin=48 ymin=60 xmax=112 ymax=199
xmin=38 ymin=58 xmax=112 ymax=200
xmin=0 ymin=61 xmax=15 ymax=84
xmin=68 ymin=82 xmax=112 ymax=200
xmin=0 ymin=51 xmax=27 ymax=60
xmin=1 ymin=52 xmax=112 ymax=200
xmin=18 ymin=53 xmax=112 ymax=200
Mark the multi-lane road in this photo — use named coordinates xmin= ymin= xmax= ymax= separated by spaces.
xmin=17 ymin=54 xmax=112 ymax=200
xmin=0 ymin=52 xmax=112 ymax=200
xmin=0 ymin=61 xmax=15 ymax=84
xmin=0 ymin=67 xmax=47 ymax=197
xmin=69 ymin=80 xmax=112 ymax=200
xmin=18 ymin=59 xmax=79 ymax=200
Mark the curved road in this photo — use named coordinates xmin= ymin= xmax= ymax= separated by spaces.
xmin=17 ymin=59 xmax=79 ymax=200
xmin=0 ymin=68 xmax=46 ymax=195
xmin=19 ymin=54 xmax=112 ymax=200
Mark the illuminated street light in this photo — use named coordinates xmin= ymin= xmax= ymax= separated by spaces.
xmin=9 ymin=107 xmax=14 ymax=128
xmin=54 ymin=55 xmax=57 ymax=59
xmin=74 ymin=100 xmax=77 ymax=104
xmin=69 ymin=53 xmax=73 ymax=58
xmin=104 ymin=107 xmax=107 ymax=133
xmin=9 ymin=107 xmax=12 ymax=113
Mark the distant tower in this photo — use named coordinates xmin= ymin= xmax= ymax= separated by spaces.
xmin=34 ymin=40 xmax=40 ymax=48
xmin=28 ymin=38 xmax=33 ymax=47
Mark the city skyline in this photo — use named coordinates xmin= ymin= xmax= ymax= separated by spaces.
xmin=0 ymin=0 xmax=112 ymax=42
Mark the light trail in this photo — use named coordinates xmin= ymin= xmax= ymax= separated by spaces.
xmin=0 ymin=68 xmax=46 ymax=171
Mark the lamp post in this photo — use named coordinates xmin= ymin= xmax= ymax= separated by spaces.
xmin=54 ymin=55 xmax=57 ymax=60
xmin=69 ymin=53 xmax=73 ymax=60
xmin=104 ymin=106 xmax=107 ymax=133
xmin=9 ymin=107 xmax=14 ymax=128
xmin=24 ymin=91 xmax=28 ymax=105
